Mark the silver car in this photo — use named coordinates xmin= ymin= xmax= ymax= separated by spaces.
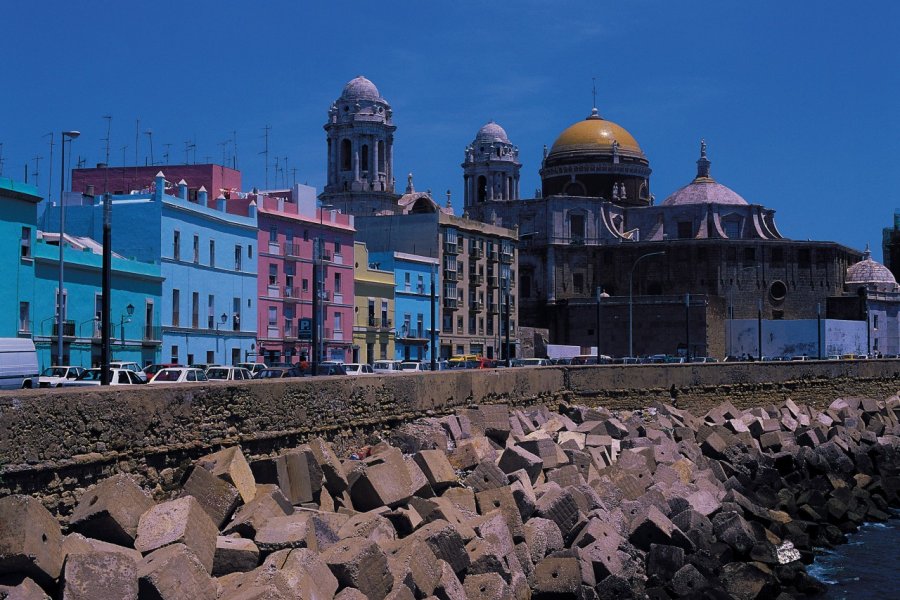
xmin=38 ymin=366 xmax=86 ymax=387
xmin=206 ymin=366 xmax=253 ymax=381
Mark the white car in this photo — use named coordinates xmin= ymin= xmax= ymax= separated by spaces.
xmin=149 ymin=367 xmax=209 ymax=384
xmin=237 ymin=362 xmax=267 ymax=376
xmin=110 ymin=361 xmax=148 ymax=382
xmin=344 ymin=363 xmax=375 ymax=375
xmin=206 ymin=366 xmax=253 ymax=381
xmin=399 ymin=362 xmax=429 ymax=372
xmin=38 ymin=366 xmax=86 ymax=388
xmin=373 ymin=360 xmax=403 ymax=374
xmin=520 ymin=358 xmax=552 ymax=367
xmin=64 ymin=368 xmax=145 ymax=386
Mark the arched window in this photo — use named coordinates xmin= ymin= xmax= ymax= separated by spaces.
xmin=477 ymin=176 xmax=487 ymax=203
xmin=377 ymin=140 xmax=385 ymax=172
xmin=564 ymin=181 xmax=586 ymax=196
xmin=341 ymin=139 xmax=351 ymax=171
xmin=361 ymin=145 xmax=369 ymax=173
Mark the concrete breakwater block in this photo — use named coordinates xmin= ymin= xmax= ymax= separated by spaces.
xmin=0 ymin=397 xmax=898 ymax=599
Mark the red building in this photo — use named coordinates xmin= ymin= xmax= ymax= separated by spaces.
xmin=72 ymin=164 xmax=242 ymax=205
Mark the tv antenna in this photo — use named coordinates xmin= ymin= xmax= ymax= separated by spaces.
xmin=232 ymin=130 xmax=238 ymax=170
xmin=144 ymin=129 xmax=154 ymax=165
xmin=592 ymin=76 xmax=597 ymax=110
xmin=162 ymin=143 xmax=172 ymax=164
xmin=260 ymin=124 xmax=271 ymax=189
xmin=102 ymin=115 xmax=112 ymax=194
xmin=44 ymin=133 xmax=55 ymax=203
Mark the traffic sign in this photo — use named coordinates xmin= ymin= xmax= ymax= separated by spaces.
xmin=298 ymin=318 xmax=312 ymax=340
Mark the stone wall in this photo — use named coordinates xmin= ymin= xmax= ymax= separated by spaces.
xmin=2 ymin=360 xmax=900 ymax=516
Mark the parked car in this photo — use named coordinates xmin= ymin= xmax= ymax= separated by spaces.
xmin=400 ymin=362 xmax=429 ymax=372
xmin=149 ymin=367 xmax=209 ymax=384
xmin=550 ymin=357 xmax=573 ymax=365
xmin=373 ymin=360 xmax=404 ymax=374
xmin=344 ymin=363 xmax=375 ymax=375
xmin=237 ymin=362 xmax=267 ymax=376
xmin=0 ymin=338 xmax=40 ymax=389
xmin=520 ymin=358 xmax=552 ymax=367
xmin=64 ymin=368 xmax=145 ymax=386
xmin=253 ymin=367 xmax=301 ymax=379
xmin=690 ymin=357 xmax=719 ymax=363
xmin=206 ymin=366 xmax=253 ymax=381
xmin=110 ymin=361 xmax=148 ymax=382
xmin=38 ymin=366 xmax=86 ymax=388
xmin=299 ymin=363 xmax=347 ymax=376
xmin=142 ymin=363 xmax=182 ymax=378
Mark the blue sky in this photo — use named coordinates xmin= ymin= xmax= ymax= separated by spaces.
xmin=3 ymin=1 xmax=899 ymax=259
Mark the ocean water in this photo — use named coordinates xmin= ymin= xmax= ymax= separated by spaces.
xmin=807 ymin=512 xmax=900 ymax=599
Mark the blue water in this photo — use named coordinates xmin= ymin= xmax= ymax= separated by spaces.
xmin=808 ymin=512 xmax=900 ymax=599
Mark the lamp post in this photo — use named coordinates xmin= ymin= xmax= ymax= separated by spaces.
xmin=628 ymin=250 xmax=665 ymax=359
xmin=57 ymin=130 xmax=80 ymax=365
xmin=119 ymin=303 xmax=134 ymax=345
xmin=430 ymin=260 xmax=436 ymax=371
xmin=596 ymin=287 xmax=608 ymax=364
xmin=214 ymin=312 xmax=227 ymax=364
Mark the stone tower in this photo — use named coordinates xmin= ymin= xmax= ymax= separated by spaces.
xmin=321 ymin=75 xmax=399 ymax=215
xmin=462 ymin=121 xmax=521 ymax=211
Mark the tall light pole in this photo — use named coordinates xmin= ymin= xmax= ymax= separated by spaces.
xmin=120 ymin=303 xmax=135 ymax=345
xmin=214 ymin=312 xmax=227 ymax=364
xmin=57 ymin=130 xmax=80 ymax=365
xmin=430 ymin=260 xmax=436 ymax=371
xmin=596 ymin=287 xmax=608 ymax=363
xmin=628 ymin=250 xmax=665 ymax=358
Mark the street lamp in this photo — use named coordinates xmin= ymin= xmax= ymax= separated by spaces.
xmin=596 ymin=287 xmax=609 ymax=364
xmin=628 ymin=250 xmax=665 ymax=358
xmin=120 ymin=303 xmax=134 ymax=345
xmin=57 ymin=130 xmax=80 ymax=364
xmin=215 ymin=312 xmax=227 ymax=364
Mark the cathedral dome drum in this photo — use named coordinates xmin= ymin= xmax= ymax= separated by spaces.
xmin=662 ymin=141 xmax=749 ymax=207
xmin=547 ymin=109 xmax=644 ymax=160
xmin=846 ymin=247 xmax=898 ymax=291
xmin=340 ymin=75 xmax=382 ymax=101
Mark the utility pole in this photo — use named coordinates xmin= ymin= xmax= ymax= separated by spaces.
xmin=311 ymin=238 xmax=319 ymax=374
xmin=144 ymin=130 xmax=154 ymax=165
xmin=101 ymin=114 xmax=113 ymax=385
xmin=430 ymin=261 xmax=436 ymax=371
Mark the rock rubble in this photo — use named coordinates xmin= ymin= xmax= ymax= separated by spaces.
xmin=1 ymin=395 xmax=899 ymax=599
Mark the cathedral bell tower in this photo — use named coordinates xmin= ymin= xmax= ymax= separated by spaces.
xmin=321 ymin=75 xmax=399 ymax=215
xmin=462 ymin=121 xmax=521 ymax=213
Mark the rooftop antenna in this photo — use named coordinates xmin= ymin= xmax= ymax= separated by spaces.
xmin=219 ymin=138 xmax=230 ymax=166
xmin=44 ymin=133 xmax=55 ymax=204
xmin=291 ymin=166 xmax=298 ymax=187
xmin=32 ymin=155 xmax=42 ymax=186
xmin=592 ymin=76 xmax=597 ymax=110
xmin=232 ymin=130 xmax=238 ymax=170
xmin=134 ymin=119 xmax=140 ymax=166
xmin=273 ymin=155 xmax=280 ymax=187
xmin=102 ymin=115 xmax=112 ymax=194
xmin=144 ymin=129 xmax=154 ymax=165
xmin=261 ymin=124 xmax=271 ymax=189
xmin=283 ymin=156 xmax=289 ymax=188
xmin=120 ymin=145 xmax=128 ymax=167
xmin=162 ymin=143 xmax=172 ymax=164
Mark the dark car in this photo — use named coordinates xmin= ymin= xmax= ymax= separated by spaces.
xmin=253 ymin=367 xmax=300 ymax=379
xmin=299 ymin=363 xmax=347 ymax=377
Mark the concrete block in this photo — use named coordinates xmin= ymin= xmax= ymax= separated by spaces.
xmin=196 ymin=446 xmax=257 ymax=504
xmin=523 ymin=517 xmax=564 ymax=564
xmin=700 ymin=432 xmax=728 ymax=460
xmin=646 ymin=543 xmax=684 ymax=583
xmin=670 ymin=563 xmax=708 ymax=597
xmin=137 ymin=543 xmax=216 ymax=600
xmin=432 ymin=559 xmax=466 ymax=600
xmin=135 ymin=496 xmax=218 ymax=574
xmin=414 ymin=450 xmax=458 ymax=491
xmin=628 ymin=506 xmax=691 ymax=552
xmin=474 ymin=511 xmax=516 ymax=558
xmin=465 ymin=404 xmax=512 ymax=443
xmin=335 ymin=589 xmax=368 ymax=600
xmin=534 ymin=484 xmax=582 ymax=540
xmin=279 ymin=547 xmax=340 ymax=600
xmin=62 ymin=533 xmax=142 ymax=566
xmin=62 ymin=551 xmax=137 ymax=600
xmin=0 ymin=495 xmax=64 ymax=588
xmin=276 ymin=447 xmax=324 ymax=505
xmin=180 ymin=464 xmax=241 ymax=528
xmin=411 ymin=520 xmax=470 ymax=574
xmin=519 ymin=437 xmax=565 ymax=469
xmin=308 ymin=438 xmax=349 ymax=494
xmin=580 ymin=540 xmax=625 ymax=582
xmin=405 ymin=454 xmax=434 ymax=498
xmin=253 ymin=513 xmax=312 ymax=552
xmin=212 ymin=536 xmax=259 ymax=576
xmin=546 ymin=465 xmax=586 ymax=489
xmin=475 ymin=486 xmax=525 ymax=541
xmin=223 ymin=484 xmax=294 ymax=538
xmin=532 ymin=556 xmax=581 ymax=598
xmin=322 ymin=537 xmax=392 ymax=600
xmin=338 ymin=510 xmax=397 ymax=543
xmin=0 ymin=578 xmax=49 ymax=600
xmin=464 ymin=460 xmax=509 ymax=493
xmin=386 ymin=538 xmax=441 ymax=597
xmin=350 ymin=461 xmax=413 ymax=511
xmin=463 ymin=572 xmax=511 ymax=600
xmin=466 ymin=537 xmax=511 ymax=582
xmin=69 ymin=474 xmax=154 ymax=546
xmin=498 ymin=445 xmax=543 ymax=482
xmin=442 ymin=487 xmax=477 ymax=514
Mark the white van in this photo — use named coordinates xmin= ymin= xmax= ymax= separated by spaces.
xmin=0 ymin=338 xmax=40 ymax=390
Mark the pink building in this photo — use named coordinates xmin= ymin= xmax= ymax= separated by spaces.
xmin=72 ymin=164 xmax=242 ymax=205
xmin=256 ymin=194 xmax=355 ymax=364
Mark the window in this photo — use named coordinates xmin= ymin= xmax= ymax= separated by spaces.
xmin=744 ymin=247 xmax=756 ymax=262
xmin=417 ymin=314 xmax=424 ymax=338
xmin=248 ymin=245 xmax=253 ymax=259
xmin=381 ymin=301 xmax=389 ymax=327
xmin=570 ymin=214 xmax=585 ymax=243
xmin=269 ymin=226 xmax=277 ymax=243
xmin=334 ymin=241 xmax=342 ymax=256
xmin=303 ymin=229 xmax=309 ymax=242
xmin=334 ymin=312 xmax=342 ymax=332
xmin=173 ymin=231 xmax=181 ymax=260
xmin=443 ymin=314 xmax=453 ymax=333
xmin=193 ymin=234 xmax=200 ymax=263
xmin=417 ymin=275 xmax=425 ymax=294
xmin=209 ymin=240 xmax=215 ymax=268
xmin=20 ymin=227 xmax=31 ymax=258
xmin=798 ymin=249 xmax=811 ymax=267
xmin=268 ymin=306 xmax=277 ymax=326
xmin=677 ymin=221 xmax=693 ymax=239
xmin=18 ymin=302 xmax=29 ymax=332
xmin=170 ymin=345 xmax=178 ymax=364
xmin=206 ymin=351 xmax=215 ymax=365
xmin=192 ymin=292 xmax=199 ymax=328
xmin=405 ymin=272 xmax=411 ymax=291
xmin=573 ymin=273 xmax=584 ymax=294
xmin=233 ymin=297 xmax=241 ymax=331
xmin=269 ymin=264 xmax=278 ymax=286
xmin=341 ymin=139 xmax=352 ymax=171
xmin=874 ymin=314 xmax=879 ymax=330
xmin=207 ymin=295 xmax=215 ymax=329
xmin=334 ymin=272 xmax=342 ymax=295
xmin=145 ymin=301 xmax=154 ymax=340
xmin=302 ymin=278 xmax=309 ymax=292
xmin=379 ymin=342 xmax=388 ymax=360
xmin=172 ymin=289 xmax=180 ymax=327
xmin=235 ymin=245 xmax=242 ymax=271
xmin=403 ymin=313 xmax=412 ymax=335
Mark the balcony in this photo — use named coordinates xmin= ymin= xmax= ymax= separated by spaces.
xmin=142 ymin=325 xmax=162 ymax=344
xmin=488 ymin=303 xmax=499 ymax=314
xmin=283 ymin=286 xmax=301 ymax=302
xmin=319 ymin=290 xmax=332 ymax=302
xmin=52 ymin=320 xmax=75 ymax=337
xmin=488 ymin=250 xmax=498 ymax=262
xmin=284 ymin=324 xmax=297 ymax=340
xmin=319 ymin=249 xmax=333 ymax=262
xmin=443 ymin=241 xmax=459 ymax=255
xmin=469 ymin=301 xmax=484 ymax=312
xmin=470 ymin=247 xmax=484 ymax=259
xmin=472 ymin=274 xmax=484 ymax=286
xmin=282 ymin=242 xmax=301 ymax=259
xmin=368 ymin=317 xmax=392 ymax=329
xmin=442 ymin=298 xmax=458 ymax=310
xmin=442 ymin=269 xmax=457 ymax=280
xmin=500 ymin=251 xmax=514 ymax=264
xmin=456 ymin=270 xmax=465 ymax=282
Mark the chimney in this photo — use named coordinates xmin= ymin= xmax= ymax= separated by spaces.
xmin=153 ymin=171 xmax=165 ymax=202
xmin=248 ymin=199 xmax=258 ymax=219
xmin=85 ymin=185 xmax=95 ymax=197
xmin=216 ymin=195 xmax=227 ymax=212
xmin=197 ymin=186 xmax=208 ymax=205
xmin=177 ymin=179 xmax=188 ymax=200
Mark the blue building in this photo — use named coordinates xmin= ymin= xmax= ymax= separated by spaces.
xmin=0 ymin=177 xmax=41 ymax=340
xmin=43 ymin=172 xmax=258 ymax=366
xmin=369 ymin=251 xmax=439 ymax=362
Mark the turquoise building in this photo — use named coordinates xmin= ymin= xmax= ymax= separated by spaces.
xmin=43 ymin=172 xmax=258 ymax=366
xmin=0 ymin=177 xmax=41 ymax=340
xmin=369 ymin=251 xmax=439 ymax=362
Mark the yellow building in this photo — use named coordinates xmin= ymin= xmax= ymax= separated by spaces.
xmin=352 ymin=242 xmax=395 ymax=364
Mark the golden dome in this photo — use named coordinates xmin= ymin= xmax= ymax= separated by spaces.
xmin=549 ymin=109 xmax=643 ymax=156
